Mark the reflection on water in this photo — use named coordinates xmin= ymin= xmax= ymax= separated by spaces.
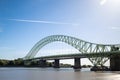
xmin=0 ymin=68 xmax=120 ymax=80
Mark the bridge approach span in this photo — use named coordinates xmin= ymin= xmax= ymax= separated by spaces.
xmin=26 ymin=51 xmax=120 ymax=61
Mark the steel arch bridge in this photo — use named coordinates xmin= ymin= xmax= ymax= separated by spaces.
xmin=24 ymin=35 xmax=120 ymax=66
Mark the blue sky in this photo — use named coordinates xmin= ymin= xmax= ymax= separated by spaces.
xmin=0 ymin=0 xmax=120 ymax=65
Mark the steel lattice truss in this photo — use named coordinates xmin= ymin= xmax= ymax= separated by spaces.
xmin=24 ymin=35 xmax=120 ymax=66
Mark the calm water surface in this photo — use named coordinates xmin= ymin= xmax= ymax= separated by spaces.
xmin=0 ymin=68 xmax=120 ymax=80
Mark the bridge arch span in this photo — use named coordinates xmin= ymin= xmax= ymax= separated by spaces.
xmin=24 ymin=35 xmax=115 ymax=63
xmin=25 ymin=35 xmax=91 ymax=59
xmin=25 ymin=35 xmax=120 ymax=66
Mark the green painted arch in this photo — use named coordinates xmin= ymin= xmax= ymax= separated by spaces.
xmin=24 ymin=35 xmax=115 ymax=60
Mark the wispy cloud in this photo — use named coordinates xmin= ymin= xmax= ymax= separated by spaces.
xmin=111 ymin=26 xmax=120 ymax=30
xmin=0 ymin=47 xmax=15 ymax=51
xmin=9 ymin=19 xmax=79 ymax=26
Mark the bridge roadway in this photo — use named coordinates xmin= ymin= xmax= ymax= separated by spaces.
xmin=27 ymin=51 xmax=120 ymax=60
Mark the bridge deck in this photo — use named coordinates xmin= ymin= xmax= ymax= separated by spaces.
xmin=26 ymin=51 xmax=120 ymax=61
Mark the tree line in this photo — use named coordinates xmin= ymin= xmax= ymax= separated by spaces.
xmin=0 ymin=58 xmax=24 ymax=67
xmin=0 ymin=58 xmax=92 ymax=68
xmin=0 ymin=58 xmax=72 ymax=67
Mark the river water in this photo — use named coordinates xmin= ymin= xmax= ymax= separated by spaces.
xmin=0 ymin=68 xmax=120 ymax=80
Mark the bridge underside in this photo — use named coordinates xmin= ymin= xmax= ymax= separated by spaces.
xmin=24 ymin=51 xmax=120 ymax=71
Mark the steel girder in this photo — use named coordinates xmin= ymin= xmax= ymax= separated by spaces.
xmin=24 ymin=35 xmax=119 ymax=66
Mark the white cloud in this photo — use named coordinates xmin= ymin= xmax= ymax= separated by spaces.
xmin=9 ymin=19 xmax=79 ymax=26
xmin=100 ymin=0 xmax=107 ymax=5
xmin=0 ymin=47 xmax=15 ymax=50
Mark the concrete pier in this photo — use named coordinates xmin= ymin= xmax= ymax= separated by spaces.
xmin=39 ymin=60 xmax=47 ymax=67
xmin=110 ymin=54 xmax=120 ymax=71
xmin=74 ymin=58 xmax=81 ymax=69
xmin=54 ymin=59 xmax=60 ymax=68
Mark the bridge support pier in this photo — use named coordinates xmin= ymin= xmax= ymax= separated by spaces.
xmin=110 ymin=54 xmax=120 ymax=71
xmin=74 ymin=58 xmax=81 ymax=69
xmin=53 ymin=59 xmax=60 ymax=68
xmin=39 ymin=60 xmax=47 ymax=67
